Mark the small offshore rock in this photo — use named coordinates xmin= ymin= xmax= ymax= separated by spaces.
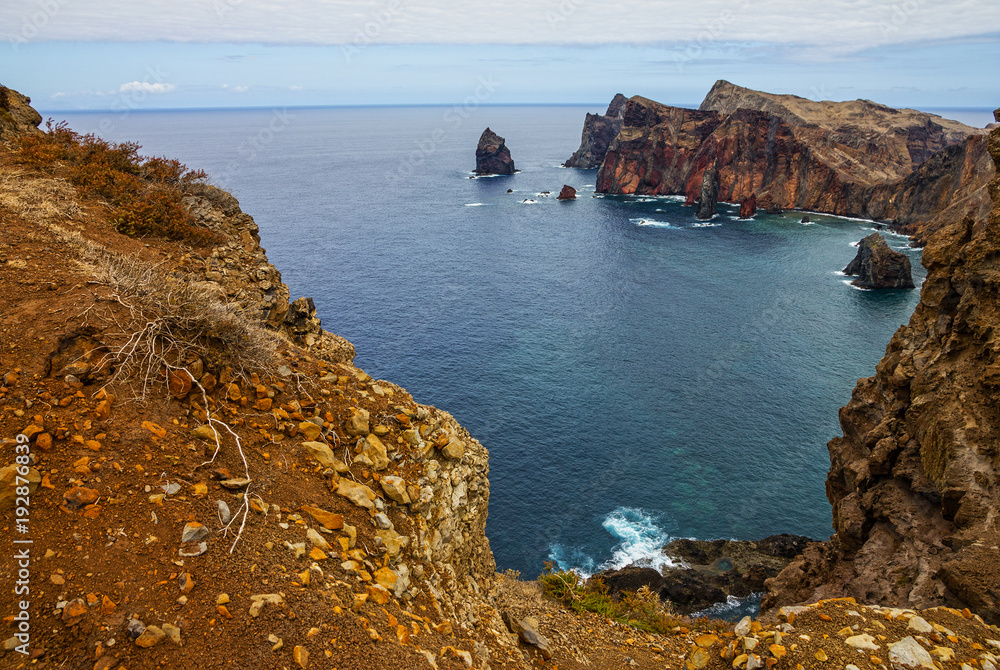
xmin=475 ymin=127 xmax=515 ymax=175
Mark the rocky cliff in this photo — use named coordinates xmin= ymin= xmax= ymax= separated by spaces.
xmin=596 ymin=82 xmax=993 ymax=239
xmin=763 ymin=113 xmax=1000 ymax=623
xmin=564 ymin=93 xmax=627 ymax=169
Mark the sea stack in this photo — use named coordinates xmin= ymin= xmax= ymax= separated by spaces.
xmin=739 ymin=194 xmax=757 ymax=219
xmin=843 ymin=233 xmax=915 ymax=289
xmin=564 ymin=93 xmax=628 ymax=168
xmin=557 ymin=185 xmax=577 ymax=200
xmin=695 ymin=161 xmax=719 ymax=220
xmin=475 ymin=128 xmax=515 ymax=175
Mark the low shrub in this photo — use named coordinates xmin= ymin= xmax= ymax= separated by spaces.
xmin=538 ymin=563 xmax=725 ymax=634
xmin=13 ymin=120 xmax=219 ymax=245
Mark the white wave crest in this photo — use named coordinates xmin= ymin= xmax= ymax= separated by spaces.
xmin=547 ymin=507 xmax=677 ymax=578
xmin=631 ymin=218 xmax=674 ymax=228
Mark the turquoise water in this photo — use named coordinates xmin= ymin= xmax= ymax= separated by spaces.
xmin=53 ymin=105 xmax=925 ymax=579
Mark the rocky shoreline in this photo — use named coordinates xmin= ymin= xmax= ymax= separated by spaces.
xmin=598 ymin=535 xmax=812 ymax=616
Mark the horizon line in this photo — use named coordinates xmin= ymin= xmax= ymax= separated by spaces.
xmin=34 ymin=102 xmax=1000 ymax=115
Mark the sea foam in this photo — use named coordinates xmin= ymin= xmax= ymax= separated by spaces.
xmin=548 ymin=507 xmax=678 ymax=578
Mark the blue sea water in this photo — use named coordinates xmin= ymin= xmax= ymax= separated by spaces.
xmin=53 ymin=105 xmax=925 ymax=584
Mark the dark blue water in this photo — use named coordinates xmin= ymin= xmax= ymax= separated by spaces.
xmin=54 ymin=105 xmax=924 ymax=581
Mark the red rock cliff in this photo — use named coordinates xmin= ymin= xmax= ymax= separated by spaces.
xmin=596 ymin=82 xmax=994 ymax=240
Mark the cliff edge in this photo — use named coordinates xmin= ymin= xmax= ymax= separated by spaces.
xmin=764 ymin=111 xmax=1000 ymax=623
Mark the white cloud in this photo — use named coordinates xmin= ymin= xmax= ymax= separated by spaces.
xmin=1 ymin=0 xmax=997 ymax=56
xmin=221 ymin=84 xmax=250 ymax=92
xmin=118 ymin=81 xmax=175 ymax=94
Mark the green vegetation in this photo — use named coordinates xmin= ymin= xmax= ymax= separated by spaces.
xmin=538 ymin=563 xmax=726 ymax=635
xmin=14 ymin=120 xmax=221 ymax=245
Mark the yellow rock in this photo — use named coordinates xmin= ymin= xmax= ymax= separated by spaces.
xmin=367 ymin=584 xmax=392 ymax=605
xmin=769 ymin=644 xmax=786 ymax=658
xmin=931 ymin=647 xmax=955 ymax=662
xmin=374 ymin=567 xmax=398 ymax=591
xmin=815 ymin=650 xmax=828 ymax=662
xmin=687 ymin=647 xmax=711 ymax=670
xmin=301 ymin=505 xmax=344 ymax=530
xmin=299 ymin=421 xmax=322 ymax=440
xmin=308 ymin=546 xmax=327 ymax=561
xmin=142 ymin=421 xmax=167 ymax=439
xmin=696 ymin=634 xmax=721 ymax=648
xmin=293 ymin=645 xmax=309 ymax=668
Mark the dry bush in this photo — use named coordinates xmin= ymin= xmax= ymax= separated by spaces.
xmin=13 ymin=120 xmax=219 ymax=245
xmin=87 ymin=254 xmax=279 ymax=398
xmin=0 ymin=169 xmax=80 ymax=223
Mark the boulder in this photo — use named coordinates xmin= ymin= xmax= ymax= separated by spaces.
xmin=739 ymin=194 xmax=757 ymax=219
xmin=596 ymin=566 xmax=663 ymax=594
xmin=843 ymin=233 xmax=915 ymax=289
xmin=557 ymin=185 xmax=577 ymax=200
xmin=475 ymin=128 xmax=515 ymax=175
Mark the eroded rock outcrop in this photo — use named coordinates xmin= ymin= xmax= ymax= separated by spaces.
xmin=595 ymin=82 xmax=994 ymax=241
xmin=179 ymin=183 xmax=356 ymax=364
xmin=764 ymin=115 xmax=1000 ymax=623
xmin=564 ymin=93 xmax=628 ymax=168
xmin=843 ymin=233 xmax=915 ymax=289
xmin=0 ymin=85 xmax=42 ymax=140
xmin=475 ymin=127 xmax=515 ymax=175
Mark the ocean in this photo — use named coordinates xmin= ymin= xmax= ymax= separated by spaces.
xmin=53 ymin=104 xmax=927 ymax=597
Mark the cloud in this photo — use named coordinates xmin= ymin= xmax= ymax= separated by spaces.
xmin=1 ymin=0 xmax=997 ymax=58
xmin=221 ymin=84 xmax=250 ymax=92
xmin=118 ymin=81 xmax=175 ymax=94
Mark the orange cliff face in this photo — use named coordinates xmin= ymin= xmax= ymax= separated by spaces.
xmin=594 ymin=82 xmax=994 ymax=241
xmin=763 ymin=112 xmax=1000 ymax=623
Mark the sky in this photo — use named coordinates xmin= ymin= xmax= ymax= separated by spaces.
xmin=1 ymin=0 xmax=998 ymax=114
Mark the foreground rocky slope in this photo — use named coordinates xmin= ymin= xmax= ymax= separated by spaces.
xmin=0 ymin=96 xmax=519 ymax=669
xmin=594 ymin=81 xmax=994 ymax=240
xmin=763 ymin=112 xmax=1000 ymax=624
